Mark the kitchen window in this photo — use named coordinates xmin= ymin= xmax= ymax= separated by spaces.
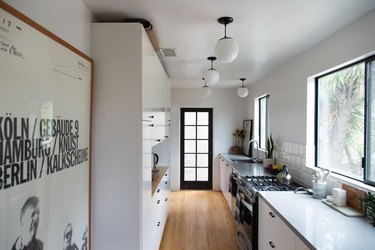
xmin=255 ymin=94 xmax=269 ymax=149
xmin=314 ymin=55 xmax=375 ymax=186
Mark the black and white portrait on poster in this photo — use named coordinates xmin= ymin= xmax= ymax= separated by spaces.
xmin=0 ymin=2 xmax=92 ymax=250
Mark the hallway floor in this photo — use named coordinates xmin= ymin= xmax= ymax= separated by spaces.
xmin=160 ymin=190 xmax=238 ymax=250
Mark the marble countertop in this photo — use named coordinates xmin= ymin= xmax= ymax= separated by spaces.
xmin=219 ymin=153 xmax=271 ymax=177
xmin=259 ymin=191 xmax=375 ymax=250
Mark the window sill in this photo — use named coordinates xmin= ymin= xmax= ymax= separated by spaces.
xmin=306 ymin=164 xmax=375 ymax=192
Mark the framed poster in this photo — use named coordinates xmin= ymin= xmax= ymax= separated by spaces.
xmin=242 ymin=119 xmax=253 ymax=156
xmin=0 ymin=2 xmax=92 ymax=250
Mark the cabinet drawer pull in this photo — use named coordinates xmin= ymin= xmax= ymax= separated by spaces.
xmin=157 ymin=200 xmax=160 ymax=204
xmin=164 ymin=136 xmax=169 ymax=138
xmin=148 ymin=124 xmax=154 ymax=127
xmin=157 ymin=222 xmax=160 ymax=226
xmin=149 ymin=115 xmax=155 ymax=119
xmin=269 ymin=212 xmax=275 ymax=218
xmin=157 ymin=189 xmax=160 ymax=193
xmin=165 ymin=173 xmax=168 ymax=176
xmin=155 ymin=139 xmax=161 ymax=142
xmin=165 ymin=198 xmax=168 ymax=202
xmin=226 ymin=164 xmax=229 ymax=166
xmin=165 ymin=181 xmax=168 ymax=184
xmin=269 ymin=241 xmax=275 ymax=248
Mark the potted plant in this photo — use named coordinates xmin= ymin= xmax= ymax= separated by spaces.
xmin=263 ymin=134 xmax=275 ymax=168
xmin=230 ymin=129 xmax=244 ymax=154
xmin=361 ymin=191 xmax=375 ymax=227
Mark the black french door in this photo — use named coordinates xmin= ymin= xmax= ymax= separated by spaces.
xmin=180 ymin=108 xmax=213 ymax=189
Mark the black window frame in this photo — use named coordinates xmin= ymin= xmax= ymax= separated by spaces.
xmin=314 ymin=54 xmax=375 ymax=187
xmin=258 ymin=94 xmax=270 ymax=150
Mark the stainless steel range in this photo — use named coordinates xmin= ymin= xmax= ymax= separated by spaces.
xmin=235 ymin=175 xmax=300 ymax=250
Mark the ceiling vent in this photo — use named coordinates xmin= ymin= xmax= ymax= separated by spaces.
xmin=160 ymin=48 xmax=176 ymax=57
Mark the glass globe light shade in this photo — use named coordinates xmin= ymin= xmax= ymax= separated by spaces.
xmin=204 ymin=69 xmax=220 ymax=86
xmin=215 ymin=37 xmax=239 ymax=63
xmin=201 ymin=86 xmax=211 ymax=97
xmin=237 ymin=86 xmax=249 ymax=98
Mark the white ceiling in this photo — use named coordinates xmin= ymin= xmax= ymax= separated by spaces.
xmin=82 ymin=0 xmax=375 ymax=88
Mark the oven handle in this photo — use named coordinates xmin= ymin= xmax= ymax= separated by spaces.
xmin=241 ymin=198 xmax=253 ymax=214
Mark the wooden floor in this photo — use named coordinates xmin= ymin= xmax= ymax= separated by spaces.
xmin=160 ymin=190 xmax=238 ymax=250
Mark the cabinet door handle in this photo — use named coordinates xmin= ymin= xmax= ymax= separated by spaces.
xmin=165 ymin=198 xmax=168 ymax=202
xmin=165 ymin=173 xmax=168 ymax=176
xmin=157 ymin=222 xmax=160 ymax=226
xmin=269 ymin=212 xmax=275 ymax=218
xmin=155 ymin=139 xmax=161 ymax=142
xmin=226 ymin=164 xmax=229 ymax=166
xmin=157 ymin=189 xmax=160 ymax=193
xmin=149 ymin=115 xmax=154 ymax=119
xmin=165 ymin=181 xmax=168 ymax=184
xmin=164 ymin=136 xmax=169 ymax=138
xmin=148 ymin=124 xmax=154 ymax=127
xmin=157 ymin=200 xmax=160 ymax=204
xmin=269 ymin=241 xmax=275 ymax=248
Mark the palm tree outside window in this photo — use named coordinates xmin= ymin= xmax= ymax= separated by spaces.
xmin=315 ymin=55 xmax=375 ymax=185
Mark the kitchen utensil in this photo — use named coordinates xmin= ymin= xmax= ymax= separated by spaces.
xmin=276 ymin=165 xmax=293 ymax=185
xmin=152 ymin=153 xmax=159 ymax=169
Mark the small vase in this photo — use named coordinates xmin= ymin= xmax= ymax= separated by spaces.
xmin=263 ymin=158 xmax=275 ymax=168
xmin=230 ymin=146 xmax=241 ymax=154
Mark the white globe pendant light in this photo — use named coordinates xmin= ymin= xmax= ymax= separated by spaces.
xmin=204 ymin=57 xmax=219 ymax=86
xmin=237 ymin=78 xmax=249 ymax=98
xmin=201 ymin=78 xmax=211 ymax=97
xmin=215 ymin=17 xmax=239 ymax=63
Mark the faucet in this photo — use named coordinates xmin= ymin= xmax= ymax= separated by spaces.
xmin=248 ymin=139 xmax=259 ymax=160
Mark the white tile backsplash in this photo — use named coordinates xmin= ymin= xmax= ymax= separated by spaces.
xmin=274 ymin=139 xmax=374 ymax=193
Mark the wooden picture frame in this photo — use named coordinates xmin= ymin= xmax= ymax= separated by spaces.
xmin=242 ymin=119 xmax=253 ymax=156
xmin=0 ymin=2 xmax=93 ymax=250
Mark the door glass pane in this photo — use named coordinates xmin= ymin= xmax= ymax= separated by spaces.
xmin=184 ymin=126 xmax=196 ymax=139
xmin=197 ymin=168 xmax=208 ymax=181
xmin=197 ymin=154 xmax=208 ymax=167
xmin=184 ymin=140 xmax=196 ymax=153
xmin=197 ymin=112 xmax=209 ymax=125
xmin=185 ymin=168 xmax=196 ymax=181
xmin=197 ymin=126 xmax=208 ymax=139
xmin=369 ymin=61 xmax=375 ymax=182
xmin=317 ymin=63 xmax=364 ymax=180
xmin=184 ymin=154 xmax=196 ymax=167
xmin=185 ymin=112 xmax=196 ymax=125
xmin=197 ymin=140 xmax=208 ymax=153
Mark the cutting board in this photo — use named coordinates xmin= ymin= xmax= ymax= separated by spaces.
xmin=322 ymin=199 xmax=363 ymax=217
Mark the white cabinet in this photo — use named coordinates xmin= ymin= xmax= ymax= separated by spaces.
xmin=91 ymin=23 xmax=170 ymax=250
xmin=152 ymin=170 xmax=170 ymax=249
xmin=219 ymin=156 xmax=232 ymax=209
xmin=258 ymin=198 xmax=311 ymax=250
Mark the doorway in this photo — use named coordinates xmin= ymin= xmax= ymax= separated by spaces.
xmin=180 ymin=108 xmax=213 ymax=189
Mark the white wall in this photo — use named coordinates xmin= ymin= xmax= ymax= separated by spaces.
xmin=248 ymin=9 xmax=375 ymax=144
xmin=170 ymin=88 xmax=248 ymax=190
xmin=4 ymin=0 xmax=93 ymax=56
xmin=247 ymin=10 xmax=375 ymax=190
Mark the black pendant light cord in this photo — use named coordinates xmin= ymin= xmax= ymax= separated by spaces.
xmin=202 ymin=78 xmax=208 ymax=87
xmin=207 ymin=56 xmax=217 ymax=70
xmin=240 ymin=78 xmax=246 ymax=87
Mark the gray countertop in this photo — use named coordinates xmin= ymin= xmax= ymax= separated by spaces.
xmin=220 ymin=153 xmax=271 ymax=177
xmin=259 ymin=191 xmax=375 ymax=250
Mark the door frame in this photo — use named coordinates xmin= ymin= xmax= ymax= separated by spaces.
xmin=180 ymin=108 xmax=213 ymax=189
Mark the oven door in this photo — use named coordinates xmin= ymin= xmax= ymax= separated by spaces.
xmin=235 ymin=188 xmax=256 ymax=250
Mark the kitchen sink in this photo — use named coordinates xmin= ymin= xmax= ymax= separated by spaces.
xmin=231 ymin=158 xmax=263 ymax=164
